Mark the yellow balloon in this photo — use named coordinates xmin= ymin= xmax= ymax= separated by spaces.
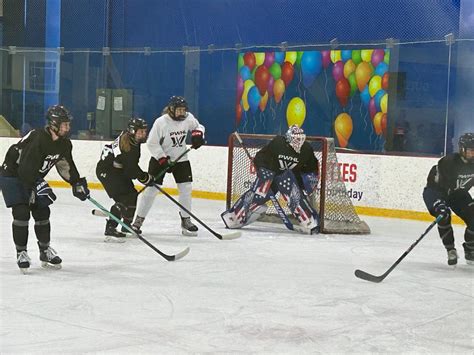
xmin=361 ymin=49 xmax=373 ymax=62
xmin=242 ymin=80 xmax=255 ymax=111
xmin=255 ymin=52 xmax=265 ymax=66
xmin=343 ymin=59 xmax=356 ymax=79
xmin=330 ymin=50 xmax=342 ymax=63
xmin=286 ymin=97 xmax=306 ymax=127
xmin=355 ymin=62 xmax=373 ymax=91
xmin=369 ymin=75 xmax=382 ymax=97
xmin=373 ymin=112 xmax=384 ymax=135
xmin=381 ymin=93 xmax=388 ymax=113
xmin=334 ymin=113 xmax=353 ymax=148
xmin=285 ymin=51 xmax=297 ymax=65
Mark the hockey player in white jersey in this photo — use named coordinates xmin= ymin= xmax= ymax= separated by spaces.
xmin=133 ymin=96 xmax=205 ymax=236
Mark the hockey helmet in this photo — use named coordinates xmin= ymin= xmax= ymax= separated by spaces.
xmin=127 ymin=117 xmax=148 ymax=144
xmin=46 ymin=105 xmax=72 ymax=138
xmin=285 ymin=124 xmax=306 ymax=153
xmin=168 ymin=96 xmax=188 ymax=120
xmin=459 ymin=133 xmax=474 ymax=163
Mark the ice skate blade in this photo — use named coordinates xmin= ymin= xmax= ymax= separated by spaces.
xmin=41 ymin=262 xmax=62 ymax=270
xmin=104 ymin=235 xmax=127 ymax=243
xmin=181 ymin=229 xmax=198 ymax=237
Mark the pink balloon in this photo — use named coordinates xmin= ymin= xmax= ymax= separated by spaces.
xmin=267 ymin=76 xmax=274 ymax=98
xmin=371 ymin=49 xmax=385 ymax=67
xmin=369 ymin=97 xmax=377 ymax=120
xmin=264 ymin=52 xmax=275 ymax=68
xmin=332 ymin=61 xmax=344 ymax=82
xmin=237 ymin=75 xmax=244 ymax=102
xmin=322 ymin=50 xmax=331 ymax=69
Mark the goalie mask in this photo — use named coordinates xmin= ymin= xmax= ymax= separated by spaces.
xmin=46 ymin=105 xmax=72 ymax=138
xmin=126 ymin=117 xmax=148 ymax=144
xmin=168 ymin=96 xmax=188 ymax=121
xmin=459 ymin=133 xmax=474 ymax=163
xmin=285 ymin=124 xmax=306 ymax=153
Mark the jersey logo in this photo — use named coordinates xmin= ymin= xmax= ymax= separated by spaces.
xmin=278 ymin=159 xmax=298 ymax=171
xmin=456 ymin=176 xmax=473 ymax=190
xmin=171 ymin=135 xmax=186 ymax=147
xmin=39 ymin=154 xmax=60 ymax=173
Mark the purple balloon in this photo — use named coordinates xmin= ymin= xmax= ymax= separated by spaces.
xmin=267 ymin=76 xmax=274 ymax=98
xmin=332 ymin=61 xmax=344 ymax=82
xmin=369 ymin=97 xmax=377 ymax=119
xmin=321 ymin=50 xmax=331 ymax=69
xmin=237 ymin=75 xmax=244 ymax=100
xmin=264 ymin=52 xmax=275 ymax=68
xmin=371 ymin=49 xmax=385 ymax=67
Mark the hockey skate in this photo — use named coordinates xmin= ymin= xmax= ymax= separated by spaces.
xmin=181 ymin=214 xmax=198 ymax=237
xmin=39 ymin=246 xmax=62 ymax=269
xmin=463 ymin=243 xmax=474 ymax=265
xmin=17 ymin=250 xmax=31 ymax=274
xmin=104 ymin=221 xmax=127 ymax=243
xmin=120 ymin=219 xmax=141 ymax=237
xmin=447 ymin=248 xmax=458 ymax=266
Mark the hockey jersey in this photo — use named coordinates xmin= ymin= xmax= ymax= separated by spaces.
xmin=253 ymin=136 xmax=319 ymax=176
xmin=0 ymin=128 xmax=80 ymax=188
xmin=96 ymin=133 xmax=148 ymax=181
xmin=426 ymin=153 xmax=474 ymax=198
xmin=146 ymin=113 xmax=205 ymax=161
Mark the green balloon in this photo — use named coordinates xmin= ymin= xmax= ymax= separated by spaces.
xmin=251 ymin=65 xmax=257 ymax=81
xmin=384 ymin=50 xmax=390 ymax=65
xmin=348 ymin=73 xmax=357 ymax=96
xmin=269 ymin=62 xmax=282 ymax=80
xmin=352 ymin=50 xmax=362 ymax=65
xmin=296 ymin=51 xmax=304 ymax=68
xmin=238 ymin=54 xmax=244 ymax=71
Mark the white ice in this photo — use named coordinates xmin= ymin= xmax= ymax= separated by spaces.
xmin=1 ymin=188 xmax=473 ymax=354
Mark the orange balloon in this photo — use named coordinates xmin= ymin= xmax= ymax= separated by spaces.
xmin=373 ymin=112 xmax=385 ymax=135
xmin=236 ymin=103 xmax=242 ymax=124
xmin=382 ymin=72 xmax=390 ymax=90
xmin=334 ymin=113 xmax=353 ymax=148
xmin=259 ymin=91 xmax=269 ymax=111
xmin=355 ymin=62 xmax=373 ymax=92
xmin=273 ymin=79 xmax=285 ymax=103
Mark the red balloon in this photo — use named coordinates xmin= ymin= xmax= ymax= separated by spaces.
xmin=335 ymin=78 xmax=351 ymax=107
xmin=255 ymin=65 xmax=271 ymax=96
xmin=243 ymin=52 xmax=256 ymax=71
xmin=382 ymin=72 xmax=389 ymax=90
xmin=281 ymin=62 xmax=294 ymax=87
xmin=236 ymin=103 xmax=242 ymax=125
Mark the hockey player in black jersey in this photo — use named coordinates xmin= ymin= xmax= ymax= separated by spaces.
xmin=221 ymin=125 xmax=320 ymax=234
xmin=96 ymin=117 xmax=154 ymax=242
xmin=423 ymin=133 xmax=474 ymax=265
xmin=0 ymin=105 xmax=90 ymax=273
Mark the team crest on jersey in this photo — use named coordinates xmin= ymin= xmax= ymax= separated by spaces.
xmin=170 ymin=134 xmax=186 ymax=147
xmin=39 ymin=154 xmax=60 ymax=173
xmin=278 ymin=154 xmax=298 ymax=170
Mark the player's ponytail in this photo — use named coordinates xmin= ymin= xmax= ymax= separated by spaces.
xmin=119 ymin=133 xmax=132 ymax=153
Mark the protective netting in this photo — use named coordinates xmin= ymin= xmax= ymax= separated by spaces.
xmin=227 ymin=133 xmax=370 ymax=234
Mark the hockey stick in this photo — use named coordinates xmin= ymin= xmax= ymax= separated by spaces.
xmin=87 ymin=196 xmax=190 ymax=261
xmin=354 ymin=214 xmax=443 ymax=283
xmin=152 ymin=183 xmax=241 ymax=240
xmin=91 ymin=148 xmax=193 ymax=217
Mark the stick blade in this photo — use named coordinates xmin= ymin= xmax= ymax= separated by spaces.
xmin=218 ymin=231 xmax=242 ymax=240
xmin=354 ymin=269 xmax=385 ymax=283
xmin=169 ymin=246 xmax=191 ymax=261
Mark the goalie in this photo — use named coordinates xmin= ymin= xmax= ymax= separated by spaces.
xmin=221 ymin=125 xmax=320 ymax=234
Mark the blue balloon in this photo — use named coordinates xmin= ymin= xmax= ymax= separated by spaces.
xmin=360 ymin=86 xmax=371 ymax=107
xmin=375 ymin=62 xmax=388 ymax=77
xmin=247 ymin=86 xmax=261 ymax=113
xmin=374 ymin=89 xmax=386 ymax=111
xmin=274 ymin=52 xmax=285 ymax=64
xmin=341 ymin=50 xmax=352 ymax=62
xmin=239 ymin=66 xmax=251 ymax=81
xmin=301 ymin=51 xmax=322 ymax=88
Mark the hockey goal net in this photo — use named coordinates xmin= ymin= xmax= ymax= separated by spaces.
xmin=226 ymin=133 xmax=370 ymax=234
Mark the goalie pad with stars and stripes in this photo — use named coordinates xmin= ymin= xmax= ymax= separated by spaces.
xmin=275 ymin=170 xmax=320 ymax=231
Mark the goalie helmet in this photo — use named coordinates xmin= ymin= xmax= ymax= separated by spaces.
xmin=126 ymin=117 xmax=148 ymax=144
xmin=285 ymin=124 xmax=306 ymax=153
xmin=168 ymin=96 xmax=188 ymax=121
xmin=459 ymin=133 xmax=474 ymax=163
xmin=46 ymin=105 xmax=73 ymax=138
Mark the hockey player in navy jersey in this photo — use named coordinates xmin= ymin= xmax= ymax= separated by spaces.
xmin=133 ymin=96 xmax=206 ymax=236
xmin=0 ymin=105 xmax=90 ymax=273
xmin=96 ymin=117 xmax=154 ymax=242
xmin=221 ymin=125 xmax=320 ymax=234
xmin=423 ymin=133 xmax=474 ymax=265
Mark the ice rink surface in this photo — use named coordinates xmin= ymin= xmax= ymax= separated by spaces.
xmin=1 ymin=188 xmax=473 ymax=354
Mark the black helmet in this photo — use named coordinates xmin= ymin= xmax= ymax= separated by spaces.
xmin=168 ymin=96 xmax=188 ymax=120
xmin=459 ymin=133 xmax=474 ymax=162
xmin=46 ymin=105 xmax=72 ymax=137
xmin=127 ymin=117 xmax=148 ymax=143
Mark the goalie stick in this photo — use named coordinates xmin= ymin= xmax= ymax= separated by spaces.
xmin=354 ymin=214 xmax=443 ymax=283
xmin=152 ymin=183 xmax=241 ymax=240
xmin=88 ymin=196 xmax=190 ymax=261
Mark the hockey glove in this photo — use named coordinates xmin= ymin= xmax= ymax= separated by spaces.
xmin=156 ymin=156 xmax=173 ymax=176
xmin=30 ymin=178 xmax=56 ymax=207
xmin=191 ymin=130 xmax=205 ymax=149
xmin=301 ymin=172 xmax=319 ymax=196
xmin=433 ymin=199 xmax=450 ymax=219
xmin=138 ymin=172 xmax=154 ymax=186
xmin=72 ymin=177 xmax=90 ymax=201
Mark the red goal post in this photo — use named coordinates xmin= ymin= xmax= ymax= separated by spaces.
xmin=226 ymin=133 xmax=370 ymax=234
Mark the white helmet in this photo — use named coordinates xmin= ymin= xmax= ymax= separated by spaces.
xmin=285 ymin=124 xmax=306 ymax=153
